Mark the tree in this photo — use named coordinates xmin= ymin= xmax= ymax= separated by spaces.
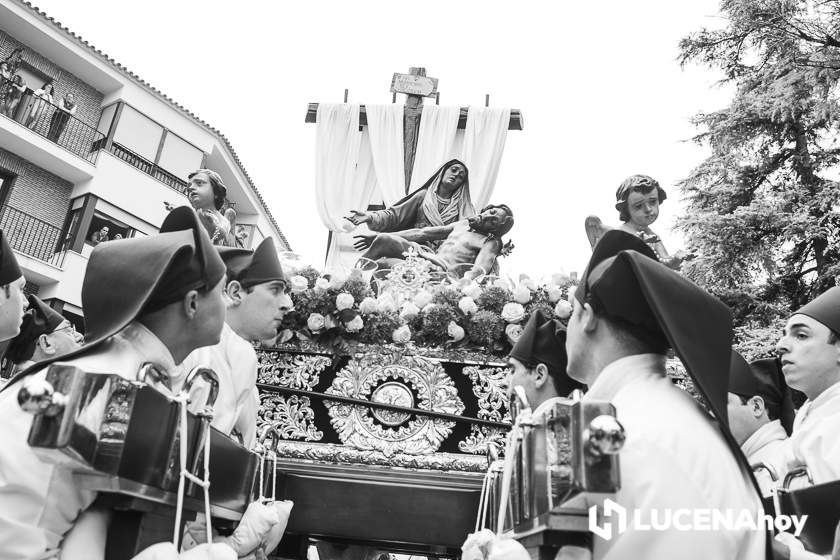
xmin=678 ymin=0 xmax=840 ymax=325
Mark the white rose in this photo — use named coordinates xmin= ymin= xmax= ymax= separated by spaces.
xmin=458 ymin=296 xmax=478 ymax=315
xmin=505 ymin=323 xmax=524 ymax=345
xmin=328 ymin=271 xmax=347 ymax=290
xmin=554 ymin=299 xmax=573 ymax=320
xmin=335 ymin=292 xmax=355 ymax=311
xmin=547 ymin=285 xmax=563 ymax=303
xmin=344 ymin=315 xmax=364 ymax=333
xmin=314 ymin=277 xmax=330 ymax=293
xmin=413 ymin=290 xmax=433 ymax=309
xmin=289 ymin=275 xmax=309 ymax=294
xmin=462 ymin=282 xmax=482 ymax=299
xmin=400 ymin=301 xmax=420 ymax=321
xmin=376 ymin=293 xmax=397 ymax=313
xmin=501 ymin=302 xmax=526 ymax=323
xmin=359 ymin=297 xmax=379 ymax=315
xmin=513 ymin=285 xmax=531 ymax=304
xmin=392 ymin=325 xmax=412 ymax=343
xmin=422 ymin=303 xmax=439 ymax=315
xmin=520 ymin=276 xmax=537 ymax=291
xmin=447 ymin=321 xmax=465 ymax=342
xmin=307 ymin=313 xmax=326 ymax=332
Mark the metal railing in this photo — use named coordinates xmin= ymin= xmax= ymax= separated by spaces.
xmin=0 ymin=206 xmax=65 ymax=266
xmin=0 ymin=76 xmax=104 ymax=164
xmin=108 ymin=142 xmax=189 ymax=196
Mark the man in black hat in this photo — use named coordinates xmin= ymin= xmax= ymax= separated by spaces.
xmin=507 ymin=308 xmax=584 ymax=417
xmin=178 ymin=236 xmax=295 ymax=557
xmin=0 ymin=229 xmax=27 ymax=343
xmin=0 ymin=207 xmax=229 ymax=559
xmin=6 ymin=295 xmax=83 ymax=372
xmin=728 ymin=351 xmax=794 ymax=497
xmin=180 ymin=237 xmax=293 ymax=447
xmin=562 ymin=230 xmax=765 ymax=559
xmin=775 ymin=287 xmax=840 ymax=487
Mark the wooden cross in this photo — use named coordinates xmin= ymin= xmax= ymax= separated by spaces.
xmin=393 ymin=67 xmax=437 ymax=189
xmin=305 ymin=66 xmax=523 ymax=193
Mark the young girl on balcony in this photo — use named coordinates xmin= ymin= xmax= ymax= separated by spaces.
xmin=26 ymin=81 xmax=54 ymax=128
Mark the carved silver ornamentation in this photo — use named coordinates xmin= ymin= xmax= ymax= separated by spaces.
xmin=257 ymin=352 xmax=331 ymax=389
xmin=325 ymin=352 xmax=464 ymax=455
xmin=459 ymin=365 xmax=511 ymax=454
xmin=256 ymin=353 xmax=331 ymax=441
xmin=258 ymin=393 xmax=323 ymax=442
xmin=273 ymin=441 xmax=488 ymax=472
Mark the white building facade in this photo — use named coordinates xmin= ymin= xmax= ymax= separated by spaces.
xmin=0 ymin=0 xmax=288 ymax=327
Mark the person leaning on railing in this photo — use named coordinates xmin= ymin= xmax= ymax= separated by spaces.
xmin=46 ymin=92 xmax=77 ymax=142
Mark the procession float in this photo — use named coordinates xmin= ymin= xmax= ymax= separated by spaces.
xmin=248 ymin=68 xmax=694 ymax=559
xmin=17 ymin=67 xmax=695 ymax=560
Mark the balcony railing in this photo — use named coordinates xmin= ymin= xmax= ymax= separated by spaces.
xmin=0 ymin=206 xmax=65 ymax=266
xmin=0 ymin=76 xmax=105 ymax=164
xmin=108 ymin=142 xmax=189 ymax=196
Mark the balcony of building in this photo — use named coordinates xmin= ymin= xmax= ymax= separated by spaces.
xmin=0 ymin=75 xmax=100 ymax=183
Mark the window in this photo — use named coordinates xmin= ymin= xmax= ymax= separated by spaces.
xmin=97 ymin=103 xmax=117 ymax=136
xmin=157 ymin=132 xmax=203 ymax=180
xmin=113 ymin=105 xmax=163 ymax=161
xmin=85 ymin=212 xmax=130 ymax=248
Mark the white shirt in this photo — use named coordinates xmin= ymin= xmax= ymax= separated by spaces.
xmin=779 ymin=380 xmax=840 ymax=487
xmin=0 ymin=322 xmax=178 ymax=560
xmin=741 ymin=420 xmax=788 ymax=496
xmin=179 ymin=322 xmax=259 ymax=447
xmin=582 ymin=354 xmax=766 ymax=560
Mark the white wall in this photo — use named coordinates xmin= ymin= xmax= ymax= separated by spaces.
xmin=72 ymin=151 xmax=190 ymax=227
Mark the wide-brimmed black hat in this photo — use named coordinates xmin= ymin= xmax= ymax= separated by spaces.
xmin=729 ymin=351 xmax=795 ymax=435
xmin=0 ymin=229 xmax=22 ymax=286
xmin=218 ymin=237 xmax=285 ymax=289
xmin=3 ymin=207 xmax=225 ymax=389
xmin=509 ymin=309 xmax=584 ymax=397
xmin=6 ymin=295 xmax=65 ymax=364
xmin=794 ymin=286 xmax=840 ymax=334
xmin=83 ymin=206 xmax=226 ymax=341
xmin=575 ymin=230 xmax=657 ymax=307
xmin=584 ymin=247 xmax=734 ymax=427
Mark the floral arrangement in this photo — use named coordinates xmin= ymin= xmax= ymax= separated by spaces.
xmin=276 ymin=266 xmax=578 ymax=358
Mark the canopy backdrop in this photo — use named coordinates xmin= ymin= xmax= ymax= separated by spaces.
xmin=315 ymin=103 xmax=510 ymax=270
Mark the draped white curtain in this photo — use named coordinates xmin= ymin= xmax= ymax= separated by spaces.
xmin=461 ymin=106 xmax=510 ymax=209
xmin=314 ymin=103 xmax=378 ymax=269
xmin=366 ymin=104 xmax=406 ymax=206
xmin=408 ymin=104 xmax=462 ymax=192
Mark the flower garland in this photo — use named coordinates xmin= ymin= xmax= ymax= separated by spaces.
xmin=275 ymin=266 xmax=578 ymax=358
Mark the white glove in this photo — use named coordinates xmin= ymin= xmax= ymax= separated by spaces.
xmin=774 ymin=532 xmax=825 ymax=560
xmin=262 ymin=500 xmax=294 ymax=554
xmin=461 ymin=529 xmax=530 ymax=560
xmin=223 ymin=500 xmax=294 ymax=557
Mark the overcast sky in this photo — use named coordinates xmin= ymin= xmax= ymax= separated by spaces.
xmin=31 ymin=0 xmax=732 ymax=280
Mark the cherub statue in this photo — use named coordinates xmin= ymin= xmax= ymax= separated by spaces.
xmin=186 ymin=169 xmax=236 ymax=246
xmin=585 ymin=174 xmax=690 ymax=269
